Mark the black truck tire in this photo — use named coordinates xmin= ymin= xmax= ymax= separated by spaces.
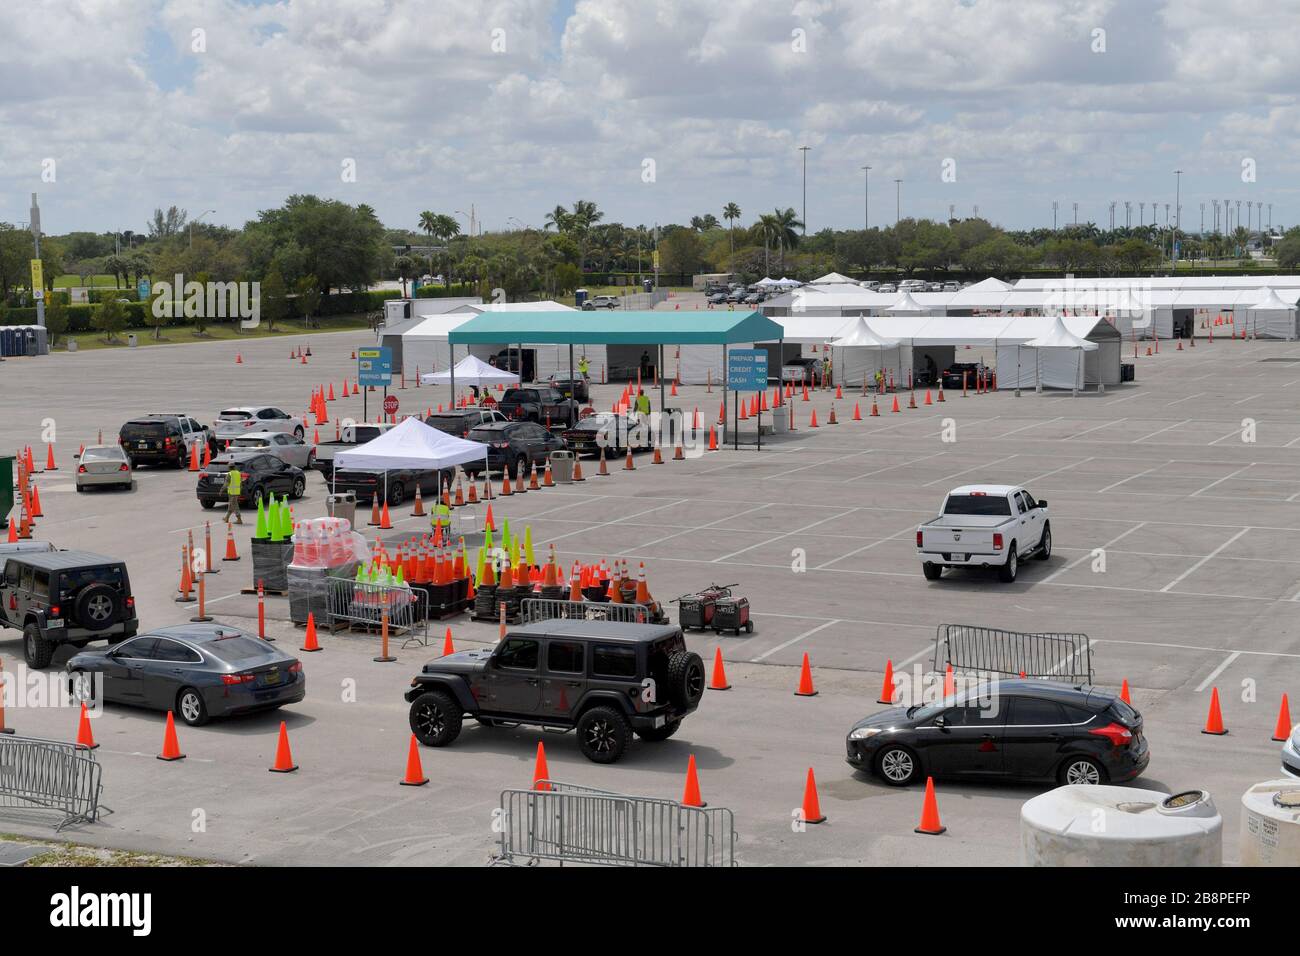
xmin=408 ymin=689 xmax=463 ymax=747
xmin=24 ymin=623 xmax=55 ymax=669
xmin=576 ymin=706 xmax=630 ymax=763
xmin=666 ymin=651 xmax=706 ymax=709
xmin=75 ymin=583 xmax=121 ymax=632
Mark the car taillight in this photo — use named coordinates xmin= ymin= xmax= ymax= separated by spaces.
xmin=288 ymin=661 xmax=302 ymax=674
xmin=1089 ymin=722 xmax=1133 ymax=747
xmin=916 ymin=530 xmax=923 ymax=547
xmin=165 ymin=437 xmax=175 ymax=447
xmin=241 ymin=472 xmax=250 ymax=480
xmin=125 ymin=596 xmax=134 ymax=610
xmin=221 ymin=673 xmax=256 ymax=685
xmin=993 ymin=533 xmax=1004 ymax=550
xmin=119 ymin=463 xmax=130 ymax=471
xmin=49 ymin=605 xmax=60 ymax=617
xmin=243 ymin=420 xmax=255 ymax=427
xmin=77 ymin=464 xmax=87 ymax=474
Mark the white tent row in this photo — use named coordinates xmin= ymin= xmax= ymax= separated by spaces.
xmin=1015 ymin=275 xmax=1300 ymax=291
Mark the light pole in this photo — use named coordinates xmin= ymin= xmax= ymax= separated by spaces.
xmin=1125 ymin=201 xmax=1131 ymax=229
xmin=861 ymin=165 xmax=871 ymax=231
xmin=799 ymin=146 xmax=811 ymax=235
xmin=1109 ymin=201 xmax=1116 ymax=231
xmin=190 ymin=209 xmax=215 ymax=249
xmin=894 ymin=179 xmax=902 ymax=224
xmin=1052 ymin=201 xmax=1058 ymax=230
xmin=1173 ymin=170 xmax=1181 ymax=266
xmin=1073 ymin=202 xmax=1078 ymax=226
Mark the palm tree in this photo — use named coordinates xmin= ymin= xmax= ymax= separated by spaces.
xmin=569 ymin=199 xmax=604 ymax=272
xmin=771 ymin=207 xmax=803 ymax=273
xmin=544 ymin=205 xmax=570 ymax=232
xmin=418 ymin=211 xmax=438 ymax=277
xmin=756 ymin=214 xmax=781 ymax=276
xmin=723 ymin=203 xmax=741 ymax=255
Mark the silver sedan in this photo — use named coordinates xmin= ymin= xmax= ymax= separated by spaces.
xmin=226 ymin=432 xmax=316 ymax=469
xmin=76 ymin=445 xmax=133 ymax=491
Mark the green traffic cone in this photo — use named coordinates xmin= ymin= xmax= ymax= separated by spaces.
xmin=501 ymin=518 xmax=511 ymax=551
xmin=267 ymin=494 xmax=282 ymax=541
xmin=279 ymin=499 xmax=292 ymax=540
xmin=254 ymin=496 xmax=267 ymax=540
xmin=395 ymin=565 xmax=404 ymax=585
xmin=524 ymin=526 xmax=535 ymax=567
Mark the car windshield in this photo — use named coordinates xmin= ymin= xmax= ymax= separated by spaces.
xmin=122 ymin=422 xmax=169 ymax=437
xmin=468 ymin=427 xmax=503 ymax=442
xmin=218 ymin=410 xmax=252 ymax=419
xmin=209 ymin=635 xmax=275 ymax=661
xmin=57 ymin=566 xmax=124 ymax=593
xmin=81 ymin=447 xmax=124 ymax=461
xmin=943 ymin=494 xmax=1012 ymax=517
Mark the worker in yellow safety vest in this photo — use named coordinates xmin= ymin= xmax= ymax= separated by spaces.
xmin=225 ymin=465 xmax=243 ymax=525
xmin=431 ymin=500 xmax=451 ymax=534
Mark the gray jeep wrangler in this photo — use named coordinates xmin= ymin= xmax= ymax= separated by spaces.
xmin=406 ymin=619 xmax=705 ymax=763
xmin=0 ymin=550 xmax=138 ymax=668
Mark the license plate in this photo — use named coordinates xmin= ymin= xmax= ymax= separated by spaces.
xmin=137 ymin=441 xmax=148 ymax=449
xmin=46 ymin=618 xmax=64 ymax=628
xmin=950 ymin=554 xmax=966 ymax=562
xmin=263 ymin=671 xmax=281 ymax=685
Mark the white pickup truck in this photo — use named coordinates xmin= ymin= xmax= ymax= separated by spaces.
xmin=916 ymin=484 xmax=1051 ymax=583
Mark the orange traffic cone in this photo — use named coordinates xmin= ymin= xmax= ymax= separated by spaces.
xmin=412 ymin=484 xmax=425 ymax=517
xmin=532 ymin=741 xmax=551 ymax=791
xmin=707 ymin=426 xmax=718 ymax=450
xmin=368 ymin=497 xmax=381 ymax=526
xmin=809 ymin=409 xmax=818 ymax=428
xmin=301 ymin=612 xmax=321 ymax=652
xmin=188 ymin=441 xmax=200 ymax=471
xmin=709 ymin=647 xmax=731 ymax=690
xmin=877 ymin=660 xmax=896 ymax=704
xmin=222 ymin=524 xmax=240 ymax=561
xmin=269 ymin=721 xmax=298 ymax=772
xmin=442 ymin=626 xmax=455 ymax=656
xmin=380 ymin=500 xmax=393 ymax=529
xmin=1271 ymin=694 xmax=1292 ymax=742
xmin=681 ymin=754 xmax=706 ymax=807
xmin=924 ymin=389 xmax=932 ymax=406
xmin=891 ymin=395 xmax=900 ymax=413
xmin=1202 ymin=687 xmax=1227 ymax=735
xmin=45 ymin=443 xmax=57 ymax=471
xmin=800 ymin=767 xmax=827 ymax=824
xmin=30 ymin=484 xmax=42 ymax=518
xmin=870 ymin=397 xmax=880 ymax=417
xmin=943 ymin=664 xmax=955 ymax=698
xmin=1120 ymin=679 xmax=1131 ymax=705
xmin=914 ymin=777 xmax=946 ymax=834
xmin=400 ymin=734 xmax=429 ymax=786
xmin=158 ymin=711 xmax=186 ymax=761
xmin=76 ymin=702 xmax=98 ymax=750
xmin=853 ymin=402 xmax=862 ymax=421
xmin=794 ymin=652 xmax=817 ymax=696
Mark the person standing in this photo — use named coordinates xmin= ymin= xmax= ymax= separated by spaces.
xmin=224 ymin=464 xmax=243 ymax=525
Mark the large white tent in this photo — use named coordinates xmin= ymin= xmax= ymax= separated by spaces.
xmin=1244 ymin=287 xmax=1298 ymax=339
xmin=333 ymin=416 xmax=488 ymax=498
xmin=829 ymin=318 xmax=904 ymax=386
xmin=1010 ymin=317 xmax=1098 ymax=393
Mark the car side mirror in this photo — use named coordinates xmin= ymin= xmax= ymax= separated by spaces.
xmin=1037 ymin=499 xmax=1047 ymax=507
xmin=933 ymin=715 xmax=946 ymax=728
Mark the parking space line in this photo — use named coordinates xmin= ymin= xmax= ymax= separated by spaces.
xmin=1091 ymin=638 xmax=1300 ymax=660
xmin=1065 ymin=419 xmax=1126 ymax=440
xmin=1096 ymin=463 xmax=1165 ymax=494
xmin=749 ymin=620 xmax=839 ymax=662
xmin=543 ymin=499 xmax=691 ymax=545
xmin=897 ymin=643 xmax=936 ymax=668
xmin=618 ymin=502 xmax=772 ymax=553
xmin=761 ymin=449 xmax=873 ymax=481
xmin=1130 ymin=420 xmax=1189 ymax=443
xmin=1101 ymin=392 xmax=1145 ymax=405
xmin=1165 ymin=392 xmax=1204 ymax=406
xmin=1232 ymin=393 xmax=1263 ymax=406
xmin=920 ymin=453 xmax=1019 ymax=487
xmin=992 ymin=417 xmax=1061 ymax=439
xmin=1189 ymin=464 xmax=1253 ymax=496
xmin=1022 ymin=457 xmax=1094 ymax=485
xmin=840 ymin=451 xmax=945 ymax=483
xmin=1207 ymin=427 xmax=1245 ymax=445
xmin=1041 ymin=521 xmax=1146 ymax=584
xmin=1194 ymin=652 xmax=1241 ymax=692
xmin=1158 ymin=527 xmax=1250 ymax=593
xmin=812 ymin=524 xmax=918 ymax=570
xmin=711 ymin=508 xmax=859 ymax=562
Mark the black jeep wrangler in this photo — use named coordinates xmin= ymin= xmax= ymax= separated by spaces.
xmin=0 ymin=551 xmax=138 ymax=668
xmin=405 ymin=620 xmax=705 ymax=763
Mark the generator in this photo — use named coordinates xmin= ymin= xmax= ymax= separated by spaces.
xmin=711 ymin=596 xmax=752 ymax=635
xmin=675 ymin=584 xmax=743 ymax=632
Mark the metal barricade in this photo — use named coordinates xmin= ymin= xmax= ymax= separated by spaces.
xmin=520 ymin=598 xmax=652 ymax=625
xmin=933 ymin=623 xmax=1093 ymax=683
xmin=325 ymin=576 xmax=430 ymax=647
xmin=0 ymin=735 xmax=104 ymax=830
xmin=493 ymin=781 xmax=736 ymax=867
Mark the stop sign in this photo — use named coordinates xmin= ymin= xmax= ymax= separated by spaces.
xmin=383 ymin=395 xmax=399 ymax=415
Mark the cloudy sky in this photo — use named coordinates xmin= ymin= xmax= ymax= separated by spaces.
xmin=1 ymin=0 xmax=1296 ymax=237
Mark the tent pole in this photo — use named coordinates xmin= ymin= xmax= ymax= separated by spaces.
xmin=659 ymin=343 xmax=665 ymax=412
xmin=450 ymin=341 xmax=456 ymax=409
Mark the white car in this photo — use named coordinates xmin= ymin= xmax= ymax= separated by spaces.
xmin=917 ymin=485 xmax=1051 ymax=583
xmin=213 ymin=406 xmax=303 ymax=443
xmin=227 ymin=431 xmax=316 ymax=469
xmin=76 ymin=445 xmax=133 ymax=492
xmin=877 ymin=283 xmax=897 ymax=293
xmin=1282 ymin=724 xmax=1300 ymax=779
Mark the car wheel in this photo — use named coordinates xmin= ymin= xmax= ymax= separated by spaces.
xmin=998 ymin=547 xmax=1018 ymax=582
xmin=75 ymin=583 xmax=120 ymax=633
xmin=23 ymin=623 xmax=55 ymax=669
xmin=408 ymin=690 xmax=463 ymax=747
xmin=177 ymin=687 xmax=209 ymax=727
xmin=200 ymin=499 xmax=215 ymax=509
xmin=290 ymin=476 xmax=306 ymax=500
xmin=387 ymin=481 xmax=405 ymax=506
xmin=1036 ymin=523 xmax=1052 ymax=560
xmin=666 ymin=651 xmax=706 ymax=709
xmin=576 ymin=706 xmax=630 ymax=764
xmin=76 ymin=484 xmax=86 ymax=493
xmin=876 ymin=744 xmax=921 ymax=786
xmin=922 ymin=562 xmax=942 ymax=581
xmin=635 ymin=719 xmax=681 ymax=742
xmin=1059 ymin=755 xmax=1106 ymax=786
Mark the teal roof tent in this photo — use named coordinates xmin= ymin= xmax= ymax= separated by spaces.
xmin=447 ymin=310 xmax=785 ymax=345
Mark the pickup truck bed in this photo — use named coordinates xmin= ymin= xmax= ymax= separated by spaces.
xmin=917 ymin=485 xmax=1051 ymax=583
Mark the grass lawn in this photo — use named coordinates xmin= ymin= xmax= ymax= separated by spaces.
xmin=52 ymin=274 xmax=137 ymax=289
xmin=55 ymin=313 xmax=375 ymax=351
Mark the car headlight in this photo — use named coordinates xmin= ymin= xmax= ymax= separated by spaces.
xmin=849 ymin=727 xmax=883 ymax=741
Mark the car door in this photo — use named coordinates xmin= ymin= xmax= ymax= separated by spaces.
xmin=142 ymin=638 xmax=203 ymax=710
xmin=260 ymin=456 xmax=292 ymax=494
xmin=1000 ymin=696 xmax=1070 ymax=779
xmin=1009 ymin=492 xmax=1032 ymax=555
xmin=101 ymin=637 xmax=158 ymax=703
xmin=276 ymin=434 xmax=308 ymax=468
xmin=1020 ymin=490 xmax=1044 ymax=549
xmin=0 ymin=560 xmax=18 ymax=627
xmin=915 ymin=704 xmax=1005 ymax=775
xmin=483 ymin=637 xmax=542 ymax=715
xmin=540 ymin=639 xmax=585 ymax=721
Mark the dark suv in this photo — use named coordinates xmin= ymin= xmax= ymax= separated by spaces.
xmin=465 ymin=420 xmax=565 ymax=478
xmin=0 ymin=551 xmax=138 ymax=668
xmin=405 ymin=620 xmax=705 ymax=763
xmin=845 ymin=678 xmax=1149 ymax=788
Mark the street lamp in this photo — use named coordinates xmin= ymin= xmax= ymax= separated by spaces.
xmin=894 ymin=179 xmax=902 ymax=224
xmin=1173 ymin=170 xmax=1182 ymax=265
xmin=190 ymin=209 xmax=216 ymax=250
xmin=1052 ymin=201 xmax=1058 ymax=230
xmin=861 ymin=165 xmax=872 ymax=231
xmin=799 ymin=145 xmax=811 ymax=235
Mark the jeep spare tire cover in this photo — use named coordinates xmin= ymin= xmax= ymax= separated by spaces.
xmin=666 ymin=651 xmax=705 ymax=708
xmin=75 ymin=583 xmax=121 ymax=632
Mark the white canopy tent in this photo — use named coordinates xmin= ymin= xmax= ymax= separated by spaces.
xmin=333 ymin=416 xmax=488 ymax=499
xmin=1244 ymin=287 xmax=1298 ymax=339
xmin=829 ymin=318 xmax=904 ymax=386
xmin=809 ymin=271 xmax=859 ymax=285
xmin=755 ymin=276 xmax=780 ymax=287
xmin=420 ymin=353 xmax=520 ymax=387
xmin=1018 ymin=318 xmax=1098 ymax=395
xmin=885 ymin=291 xmax=930 ymax=313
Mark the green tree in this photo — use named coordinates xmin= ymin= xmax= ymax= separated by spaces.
xmin=146 ymin=291 xmax=168 ymax=340
xmin=722 ymin=202 xmax=741 ymax=255
xmin=1274 ymin=229 xmax=1300 ymax=270
xmin=259 ymin=266 xmax=289 ymax=332
xmin=93 ymin=298 xmax=128 ymax=343
xmin=147 ymin=206 xmax=189 ymax=240
xmin=658 ymin=229 xmax=704 ymax=275
xmin=294 ymin=274 xmax=322 ymax=327
xmin=44 ymin=294 xmax=68 ymax=347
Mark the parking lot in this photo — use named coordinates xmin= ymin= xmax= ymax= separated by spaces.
xmin=0 ymin=330 xmax=1296 ymax=866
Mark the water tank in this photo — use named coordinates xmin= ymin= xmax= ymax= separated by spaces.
xmin=1021 ymin=785 xmax=1221 ymax=867
xmin=1239 ymin=779 xmax=1300 ymax=866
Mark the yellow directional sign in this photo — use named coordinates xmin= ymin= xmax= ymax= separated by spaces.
xmin=29 ymin=259 xmax=43 ymax=293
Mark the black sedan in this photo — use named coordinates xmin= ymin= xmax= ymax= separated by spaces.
xmin=547 ymin=376 xmax=591 ymax=403
xmin=196 ymin=452 xmax=306 ymax=508
xmin=465 ymin=421 xmax=564 ymax=478
xmin=560 ymin=412 xmax=653 ymax=457
xmin=940 ymin=362 xmax=986 ymax=390
xmin=845 ymin=679 xmax=1148 ymax=788
xmin=67 ymin=623 xmax=305 ymax=726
